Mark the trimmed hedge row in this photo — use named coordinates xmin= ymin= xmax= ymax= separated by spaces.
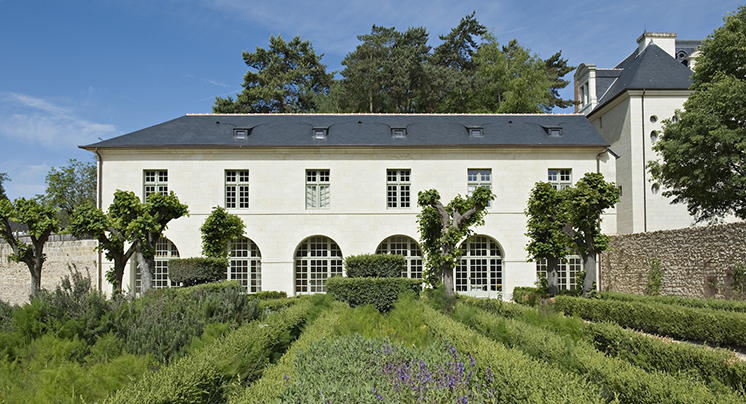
xmin=326 ymin=277 xmax=421 ymax=312
xmin=512 ymin=286 xmax=546 ymax=306
xmin=231 ymin=302 xmax=347 ymax=403
xmin=418 ymin=302 xmax=607 ymax=403
xmin=254 ymin=291 xmax=287 ymax=300
xmin=167 ymin=257 xmax=229 ymax=287
xmin=452 ymin=302 xmax=745 ymax=404
xmin=344 ymin=254 xmax=406 ymax=278
xmin=107 ymin=299 xmax=313 ymax=404
xmin=553 ymin=296 xmax=746 ymax=347
xmin=466 ymin=296 xmax=746 ymax=396
xmin=600 ymin=292 xmax=746 ymax=313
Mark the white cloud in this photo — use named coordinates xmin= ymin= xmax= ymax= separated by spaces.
xmin=0 ymin=92 xmax=117 ymax=149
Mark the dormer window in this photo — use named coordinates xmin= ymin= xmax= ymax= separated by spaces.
xmin=313 ymin=128 xmax=328 ymax=140
xmin=392 ymin=128 xmax=407 ymax=138
xmin=468 ymin=127 xmax=484 ymax=137
xmin=546 ymin=127 xmax=562 ymax=137
xmin=233 ymin=128 xmax=250 ymax=140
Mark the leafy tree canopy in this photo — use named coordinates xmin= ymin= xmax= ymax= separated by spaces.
xmin=650 ymin=6 xmax=746 ymax=223
xmin=214 ymin=35 xmax=334 ymax=113
xmin=41 ymin=159 xmax=96 ymax=226
xmin=0 ymin=172 xmax=9 ymax=200
xmin=200 ymin=206 xmax=245 ymax=259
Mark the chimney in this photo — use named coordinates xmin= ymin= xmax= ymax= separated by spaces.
xmin=637 ymin=32 xmax=677 ymax=58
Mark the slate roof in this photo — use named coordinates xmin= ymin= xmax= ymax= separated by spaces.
xmin=81 ymin=114 xmax=608 ymax=150
xmin=590 ymin=43 xmax=695 ymax=116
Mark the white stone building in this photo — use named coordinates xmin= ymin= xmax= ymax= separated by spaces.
xmin=574 ymin=32 xmax=701 ymax=234
xmin=81 ymin=113 xmax=616 ymax=299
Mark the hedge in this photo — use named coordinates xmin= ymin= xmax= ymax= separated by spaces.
xmin=467 ymin=296 xmax=746 ymax=396
xmin=326 ymin=277 xmax=422 ymax=312
xmin=167 ymin=257 xmax=229 ymax=287
xmin=553 ymin=296 xmax=746 ymax=348
xmin=599 ymin=292 xmax=746 ymax=313
xmin=231 ymin=302 xmax=347 ymax=403
xmin=417 ymin=302 xmax=607 ymax=403
xmin=452 ymin=302 xmax=745 ymax=404
xmin=107 ymin=299 xmax=313 ymax=404
xmin=344 ymin=254 xmax=406 ymax=278
xmin=254 ymin=291 xmax=287 ymax=300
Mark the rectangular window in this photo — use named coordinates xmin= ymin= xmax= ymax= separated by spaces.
xmin=306 ymin=170 xmax=330 ymax=209
xmin=548 ymin=169 xmax=572 ymax=190
xmin=467 ymin=169 xmax=491 ymax=206
xmin=387 ymin=169 xmax=411 ymax=208
xmin=225 ymin=170 xmax=249 ymax=209
xmin=144 ymin=170 xmax=168 ymax=200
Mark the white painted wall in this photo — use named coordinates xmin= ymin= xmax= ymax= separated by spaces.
xmin=95 ymin=146 xmax=616 ymax=300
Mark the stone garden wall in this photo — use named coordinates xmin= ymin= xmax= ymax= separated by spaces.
xmin=0 ymin=239 xmax=98 ymax=305
xmin=600 ymin=222 xmax=746 ymax=299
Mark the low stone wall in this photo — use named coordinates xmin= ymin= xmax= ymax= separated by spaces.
xmin=0 ymin=240 xmax=98 ymax=305
xmin=600 ymin=222 xmax=746 ymax=299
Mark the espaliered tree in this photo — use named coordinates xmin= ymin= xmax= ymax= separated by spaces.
xmin=200 ymin=206 xmax=245 ymax=259
xmin=525 ymin=173 xmax=619 ymax=297
xmin=67 ymin=190 xmax=142 ymax=292
xmin=525 ymin=182 xmax=571 ymax=295
xmin=0 ymin=196 xmax=60 ymax=297
xmin=417 ymin=186 xmax=494 ymax=297
xmin=131 ymin=192 xmax=189 ymax=293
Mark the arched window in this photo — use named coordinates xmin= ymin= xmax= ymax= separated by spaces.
xmin=295 ymin=236 xmax=342 ymax=293
xmin=536 ymin=256 xmax=581 ymax=291
xmin=456 ymin=236 xmax=502 ymax=293
xmin=135 ymin=237 xmax=179 ymax=293
xmin=229 ymin=236 xmax=262 ymax=293
xmin=375 ymin=235 xmax=423 ymax=279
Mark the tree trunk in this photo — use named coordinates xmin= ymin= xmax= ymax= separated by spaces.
xmin=136 ymin=244 xmax=155 ymax=293
xmin=582 ymin=252 xmax=597 ymax=298
xmin=29 ymin=264 xmax=42 ymax=298
xmin=442 ymin=263 xmax=455 ymax=297
xmin=546 ymin=256 xmax=559 ymax=295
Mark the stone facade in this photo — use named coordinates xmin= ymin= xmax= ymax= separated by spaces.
xmin=0 ymin=240 xmax=98 ymax=305
xmin=600 ymin=222 xmax=746 ymax=298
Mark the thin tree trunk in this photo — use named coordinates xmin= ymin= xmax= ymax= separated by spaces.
xmin=442 ymin=263 xmax=455 ymax=297
xmin=136 ymin=244 xmax=154 ymax=293
xmin=546 ymin=256 xmax=559 ymax=295
xmin=29 ymin=265 xmax=42 ymax=298
xmin=582 ymin=252 xmax=597 ymax=298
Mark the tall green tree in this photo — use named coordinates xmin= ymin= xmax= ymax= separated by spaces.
xmin=131 ymin=192 xmax=189 ymax=293
xmin=200 ymin=206 xmax=245 ymax=260
xmin=542 ymin=50 xmax=577 ymax=111
xmin=0 ymin=172 xmax=8 ymax=200
xmin=469 ymin=36 xmax=555 ymax=113
xmin=214 ymin=35 xmax=334 ymax=113
xmin=417 ymin=187 xmax=494 ymax=297
xmin=0 ymin=197 xmax=60 ymax=297
xmin=525 ymin=182 xmax=572 ymax=295
xmin=67 ymin=190 xmax=141 ymax=292
xmin=649 ymin=6 xmax=746 ymax=222
xmin=563 ymin=173 xmax=620 ymax=297
xmin=42 ymin=159 xmax=96 ymax=226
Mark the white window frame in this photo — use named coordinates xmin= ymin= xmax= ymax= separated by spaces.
xmin=225 ymin=170 xmax=249 ymax=209
xmin=229 ymin=236 xmax=261 ymax=293
xmin=134 ymin=237 xmax=179 ymax=293
xmin=144 ymin=170 xmax=168 ymax=200
xmin=548 ymin=169 xmax=572 ymax=190
xmin=536 ymin=256 xmax=582 ymax=291
xmin=376 ymin=235 xmax=423 ymax=279
xmin=467 ymin=169 xmax=492 ymax=207
xmin=295 ymin=236 xmax=343 ymax=294
xmin=386 ymin=169 xmax=411 ymax=208
xmin=306 ymin=170 xmax=330 ymax=209
xmin=455 ymin=236 xmax=502 ymax=294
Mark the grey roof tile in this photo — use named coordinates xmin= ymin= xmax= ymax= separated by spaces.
xmin=81 ymin=114 xmax=608 ymax=149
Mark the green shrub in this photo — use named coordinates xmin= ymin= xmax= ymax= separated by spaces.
xmin=344 ymin=254 xmax=405 ymax=278
xmin=0 ymin=299 xmax=15 ymax=332
xmin=326 ymin=276 xmax=421 ymax=312
xmin=108 ymin=299 xmax=315 ymax=404
xmin=512 ymin=286 xmax=547 ymax=306
xmin=553 ymin=296 xmax=746 ymax=348
xmin=254 ymin=290 xmax=287 ymax=299
xmin=167 ymin=257 xmax=229 ymax=287
xmin=600 ymin=292 xmax=746 ymax=313
xmin=646 ymin=257 xmax=663 ymax=295
xmin=452 ymin=302 xmax=745 ymax=404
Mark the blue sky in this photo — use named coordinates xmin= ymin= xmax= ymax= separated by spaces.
xmin=0 ymin=0 xmax=741 ymax=200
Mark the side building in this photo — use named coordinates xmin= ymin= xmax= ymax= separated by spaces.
xmin=574 ymin=32 xmax=700 ymax=234
xmin=81 ymin=113 xmax=616 ymax=299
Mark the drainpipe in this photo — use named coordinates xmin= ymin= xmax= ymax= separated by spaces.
xmin=95 ymin=148 xmax=103 ymax=292
xmin=641 ymin=90 xmax=648 ymax=232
